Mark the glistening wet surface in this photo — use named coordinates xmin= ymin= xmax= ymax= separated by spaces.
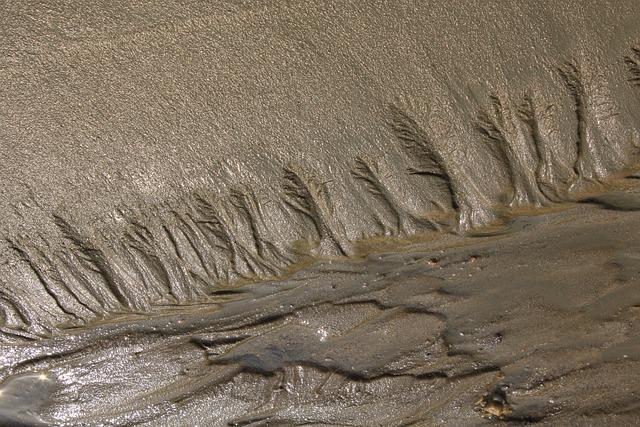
xmin=2 ymin=194 xmax=640 ymax=425
xmin=2 ymin=3 xmax=640 ymax=423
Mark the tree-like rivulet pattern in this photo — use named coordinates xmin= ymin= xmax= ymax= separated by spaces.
xmin=2 ymin=49 xmax=640 ymax=335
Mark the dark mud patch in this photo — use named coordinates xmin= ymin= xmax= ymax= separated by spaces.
xmin=581 ymin=190 xmax=640 ymax=211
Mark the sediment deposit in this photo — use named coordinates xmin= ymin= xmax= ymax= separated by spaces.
xmin=1 ymin=1 xmax=640 ymax=425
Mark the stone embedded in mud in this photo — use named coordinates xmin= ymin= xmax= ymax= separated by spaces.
xmin=476 ymin=384 xmax=512 ymax=419
xmin=0 ymin=371 xmax=55 ymax=426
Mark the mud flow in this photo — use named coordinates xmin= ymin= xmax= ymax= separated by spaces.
xmin=1 ymin=1 xmax=640 ymax=425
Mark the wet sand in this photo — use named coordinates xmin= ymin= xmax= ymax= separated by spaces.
xmin=2 ymin=1 xmax=640 ymax=425
xmin=0 ymin=190 xmax=639 ymax=425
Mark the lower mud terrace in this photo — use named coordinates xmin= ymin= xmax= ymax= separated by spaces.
xmin=2 ymin=192 xmax=640 ymax=426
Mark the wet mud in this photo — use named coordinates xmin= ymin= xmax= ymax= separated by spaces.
xmin=1 ymin=200 xmax=640 ymax=425
xmin=2 ymin=0 xmax=640 ymax=425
